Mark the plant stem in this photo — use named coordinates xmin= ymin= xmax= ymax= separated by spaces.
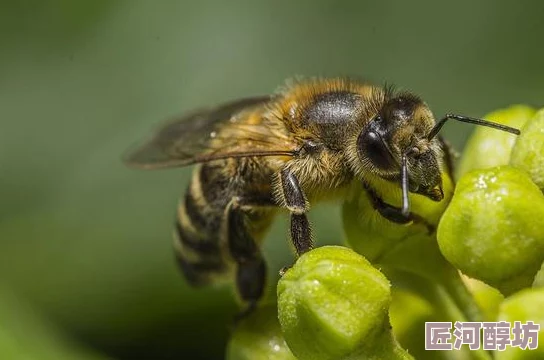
xmin=347 ymin=322 xmax=415 ymax=360
xmin=439 ymin=267 xmax=484 ymax=323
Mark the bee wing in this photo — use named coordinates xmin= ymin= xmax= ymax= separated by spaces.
xmin=124 ymin=96 xmax=298 ymax=169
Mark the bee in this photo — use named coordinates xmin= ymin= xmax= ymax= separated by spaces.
xmin=124 ymin=78 xmax=519 ymax=315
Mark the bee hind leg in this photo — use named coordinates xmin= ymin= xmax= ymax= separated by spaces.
xmin=226 ymin=197 xmax=269 ymax=320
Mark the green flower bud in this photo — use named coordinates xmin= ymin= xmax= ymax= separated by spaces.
xmin=437 ymin=166 xmax=544 ymax=295
xmin=495 ymin=288 xmax=544 ymax=359
xmin=226 ymin=304 xmax=296 ymax=360
xmin=457 ymin=105 xmax=535 ymax=178
xmin=277 ymin=245 xmax=413 ymax=360
xmin=511 ymin=109 xmax=544 ymax=190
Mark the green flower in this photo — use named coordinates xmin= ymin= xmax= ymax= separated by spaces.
xmin=437 ymin=166 xmax=544 ymax=295
xmin=226 ymin=304 xmax=296 ymax=360
xmin=510 ymin=108 xmax=544 ymax=190
xmin=277 ymin=246 xmax=412 ymax=360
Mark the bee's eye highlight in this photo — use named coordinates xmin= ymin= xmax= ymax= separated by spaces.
xmin=357 ymin=129 xmax=395 ymax=171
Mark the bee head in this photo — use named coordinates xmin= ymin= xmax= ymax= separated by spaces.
xmin=355 ymin=91 xmax=520 ymax=216
xmin=356 ymin=93 xmax=444 ymax=201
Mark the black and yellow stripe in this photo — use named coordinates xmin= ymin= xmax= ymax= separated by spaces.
xmin=173 ymin=163 xmax=231 ymax=286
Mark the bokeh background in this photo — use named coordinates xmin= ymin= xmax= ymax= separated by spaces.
xmin=1 ymin=1 xmax=543 ymax=359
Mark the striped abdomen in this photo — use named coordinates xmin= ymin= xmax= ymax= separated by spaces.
xmin=173 ymin=160 xmax=276 ymax=286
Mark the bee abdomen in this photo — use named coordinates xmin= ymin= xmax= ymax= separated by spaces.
xmin=173 ymin=219 xmax=227 ymax=286
xmin=173 ymin=166 xmax=230 ymax=286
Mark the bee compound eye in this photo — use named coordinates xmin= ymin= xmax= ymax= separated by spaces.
xmin=357 ymin=130 xmax=395 ymax=171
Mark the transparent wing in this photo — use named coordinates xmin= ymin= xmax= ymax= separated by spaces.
xmin=123 ymin=96 xmax=297 ymax=169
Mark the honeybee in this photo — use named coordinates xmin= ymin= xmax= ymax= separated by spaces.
xmin=124 ymin=78 xmax=519 ymax=315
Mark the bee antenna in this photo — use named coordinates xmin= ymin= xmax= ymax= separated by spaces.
xmin=427 ymin=114 xmax=521 ymax=140
xmin=401 ymin=153 xmax=410 ymax=217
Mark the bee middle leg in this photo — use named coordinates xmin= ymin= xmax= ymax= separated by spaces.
xmin=226 ymin=196 xmax=272 ymax=319
xmin=280 ymin=168 xmax=313 ymax=256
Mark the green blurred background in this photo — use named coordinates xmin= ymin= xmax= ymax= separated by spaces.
xmin=1 ymin=1 xmax=543 ymax=359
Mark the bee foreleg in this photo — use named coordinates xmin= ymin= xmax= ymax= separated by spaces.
xmin=280 ymin=168 xmax=313 ymax=256
xmin=226 ymin=197 xmax=267 ymax=317
xmin=364 ymin=183 xmax=435 ymax=233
